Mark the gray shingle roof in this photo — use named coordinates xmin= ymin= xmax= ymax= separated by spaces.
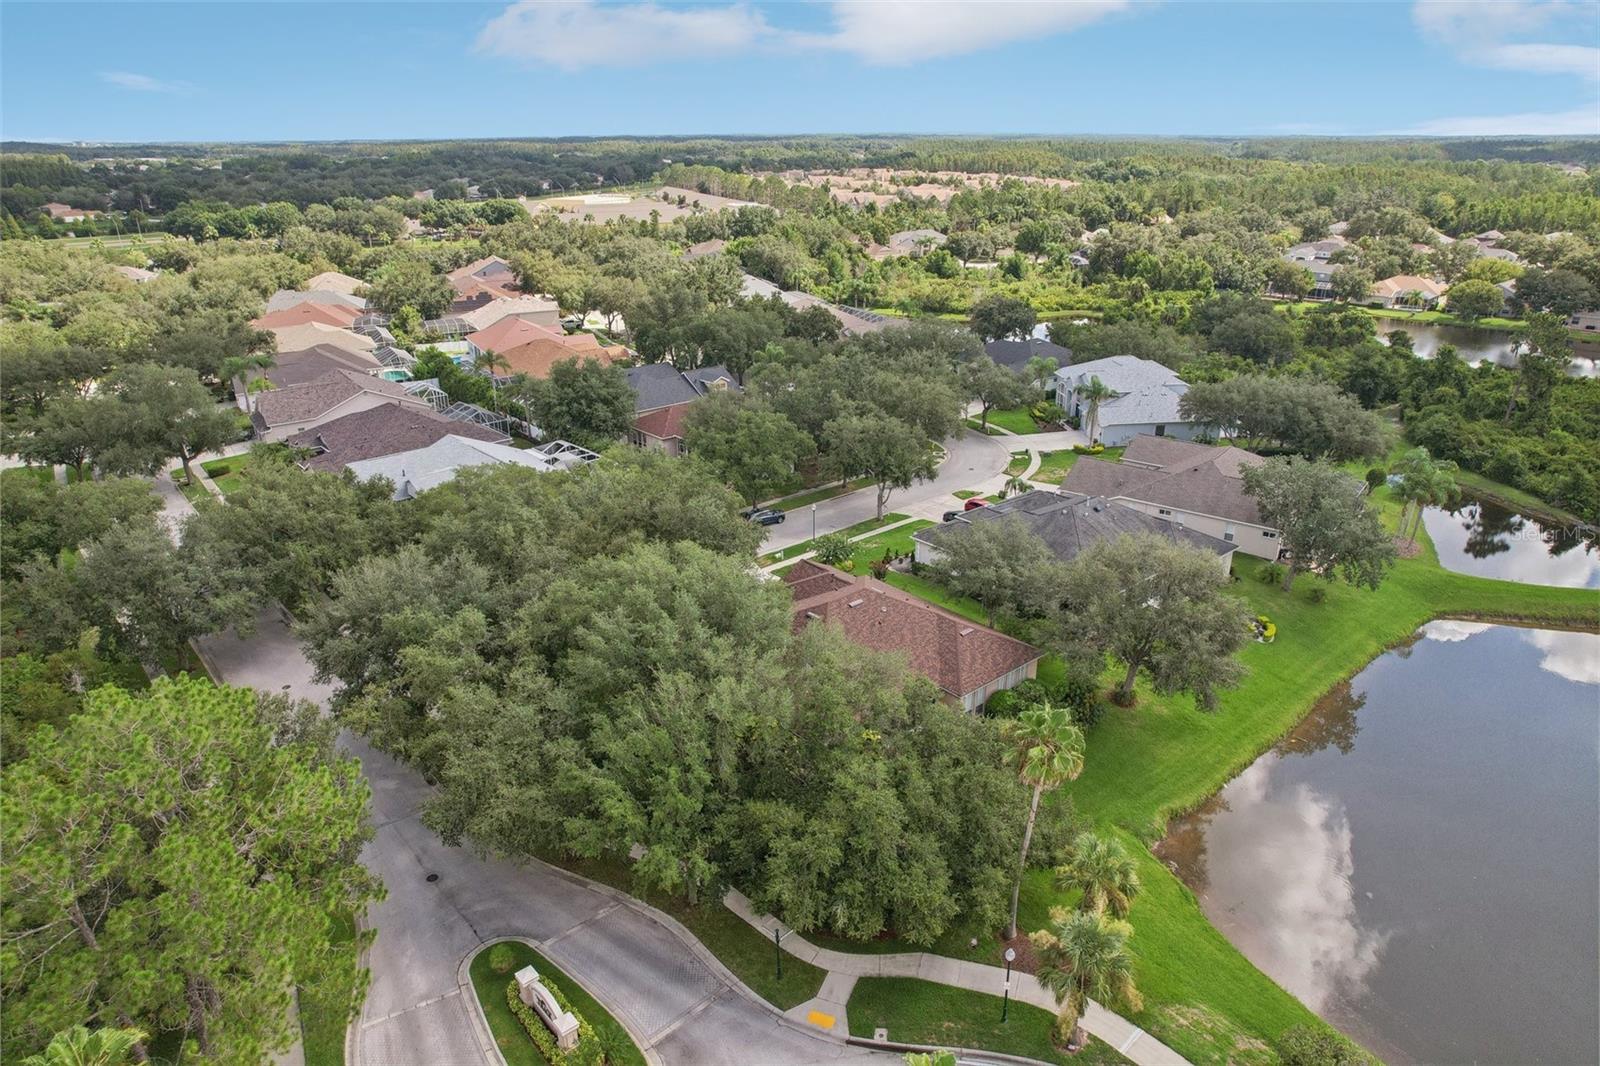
xmin=626 ymin=363 xmax=739 ymax=413
xmin=915 ymin=489 xmax=1235 ymax=560
xmin=1061 ymin=437 xmax=1268 ymax=526
xmin=264 ymin=345 xmax=383 ymax=389
xmin=284 ymin=402 xmax=506 ymax=471
xmin=983 ymin=337 xmax=1072 ymax=373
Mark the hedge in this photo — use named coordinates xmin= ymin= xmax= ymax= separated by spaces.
xmin=505 ymin=979 xmax=602 ymax=1066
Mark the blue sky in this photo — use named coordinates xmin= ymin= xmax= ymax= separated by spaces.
xmin=2 ymin=1 xmax=1597 ymax=142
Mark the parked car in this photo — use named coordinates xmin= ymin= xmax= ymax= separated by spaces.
xmin=744 ymin=507 xmax=785 ymax=526
xmin=942 ymin=510 xmax=963 ymax=522
xmin=963 ymin=497 xmax=989 ymax=511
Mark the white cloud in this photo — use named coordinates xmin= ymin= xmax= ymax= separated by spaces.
xmin=99 ymin=71 xmax=189 ymax=94
xmin=1412 ymin=0 xmax=1600 ymax=80
xmin=1520 ymin=628 xmax=1600 ymax=685
xmin=476 ymin=1 xmax=772 ymax=70
xmin=476 ymin=0 xmax=1129 ymax=70
xmin=1405 ymin=102 xmax=1600 ymax=135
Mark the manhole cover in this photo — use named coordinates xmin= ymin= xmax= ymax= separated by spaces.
xmin=425 ymin=873 xmax=439 ymax=883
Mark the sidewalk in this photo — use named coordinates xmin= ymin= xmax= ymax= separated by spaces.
xmin=722 ymin=890 xmax=1190 ymax=1066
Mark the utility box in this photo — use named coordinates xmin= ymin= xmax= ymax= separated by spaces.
xmin=514 ymin=965 xmax=581 ymax=1051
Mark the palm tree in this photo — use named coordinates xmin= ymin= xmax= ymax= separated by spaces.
xmin=474 ymin=347 xmax=511 ymax=411
xmin=22 ymin=1025 xmax=149 ymax=1066
xmin=1392 ymin=447 xmax=1459 ymax=546
xmin=1030 ymin=908 xmax=1142 ymax=1048
xmin=1054 ymin=832 xmax=1141 ymax=917
xmin=219 ymin=351 xmax=276 ymax=414
xmin=1004 ymin=475 xmax=1030 ymax=497
xmin=1076 ymin=376 xmax=1117 ymax=444
xmin=1001 ymin=704 xmax=1086 ymax=940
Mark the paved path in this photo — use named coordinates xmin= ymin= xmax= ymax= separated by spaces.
xmin=194 ymin=613 xmax=887 ymax=1066
xmin=724 ymin=891 xmax=1191 ymax=1066
xmin=762 ymin=431 xmax=1009 ymax=553
xmin=760 ymin=514 xmax=923 ymax=574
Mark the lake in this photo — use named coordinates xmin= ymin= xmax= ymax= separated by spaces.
xmin=1373 ymin=317 xmax=1600 ymax=379
xmin=1158 ymin=622 xmax=1600 ymax=1065
xmin=1421 ymin=497 xmax=1600 ymax=589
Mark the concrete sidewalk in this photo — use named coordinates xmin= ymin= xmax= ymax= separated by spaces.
xmin=723 ymin=890 xmax=1190 ymax=1066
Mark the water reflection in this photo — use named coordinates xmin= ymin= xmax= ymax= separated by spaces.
xmin=1374 ymin=318 xmax=1600 ymax=378
xmin=1421 ymin=498 xmax=1599 ymax=589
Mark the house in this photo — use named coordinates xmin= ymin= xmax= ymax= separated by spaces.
xmin=251 ymin=302 xmax=361 ymax=331
xmin=43 ymin=202 xmax=99 ymax=222
xmin=1371 ymin=275 xmax=1447 ymax=309
xmin=1067 ymin=249 xmax=1091 ymax=269
xmin=345 ymin=435 xmax=588 ymax=500
xmin=265 ymin=288 xmax=366 ymax=313
xmin=781 ymin=560 xmax=1042 ymax=713
xmin=983 ymin=336 xmax=1072 ymax=376
xmin=625 ymin=363 xmax=739 ymax=455
xmin=250 ymin=369 xmax=433 ymax=441
xmin=683 ymin=239 xmax=727 ymax=259
xmin=1061 ymin=435 xmax=1282 ymax=560
xmin=269 ymin=322 xmax=376 ymax=357
xmin=446 ymin=256 xmax=517 ymax=295
xmin=886 ymin=229 xmax=947 ymax=257
xmin=1053 ymin=356 xmax=1198 ymax=445
xmin=465 ymin=318 xmax=623 ymax=380
xmin=447 ymin=276 xmax=521 ymax=314
xmin=1298 ymin=261 xmax=1342 ymax=299
xmin=1283 ymin=237 xmax=1348 ymax=263
xmin=425 ymin=295 xmax=562 ymax=337
xmin=1567 ymin=310 xmax=1600 ymax=332
xmin=111 ymin=264 xmax=157 ymax=283
xmin=1476 ymin=245 xmax=1522 ymax=264
xmin=303 ymin=271 xmax=365 ymax=296
xmin=260 ymin=344 xmax=385 ymax=390
xmin=284 ymin=402 xmax=507 ymax=471
xmin=914 ymin=488 xmax=1236 ymax=573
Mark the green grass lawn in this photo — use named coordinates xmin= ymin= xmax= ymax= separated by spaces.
xmin=843 ymin=520 xmax=935 ymax=573
xmin=770 ymin=477 xmax=874 ymax=512
xmin=847 ymin=977 xmax=1131 ymax=1065
xmin=1005 ymin=451 xmax=1032 ymax=477
xmin=953 ymin=489 xmax=982 ymax=500
xmin=169 ymin=469 xmax=211 ymax=504
xmin=199 ymin=454 xmax=260 ymax=495
xmin=1024 ymin=447 xmax=1124 ymax=485
xmin=298 ymin=911 xmax=358 ymax=1066
xmin=759 ymin=514 xmax=909 ymax=565
xmin=963 ymin=417 xmax=1008 ymax=436
xmin=1275 ymin=300 xmax=1525 ymax=331
xmin=983 ymin=407 xmax=1041 ymax=435
xmin=469 ymin=940 xmax=647 ymax=1066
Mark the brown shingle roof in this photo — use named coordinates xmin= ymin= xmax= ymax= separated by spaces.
xmin=263 ymin=345 xmax=383 ymax=389
xmin=284 ymin=402 xmax=506 ymax=471
xmin=1062 ymin=436 xmax=1268 ymax=526
xmin=251 ymin=370 xmax=420 ymax=431
xmin=781 ymin=561 xmax=1040 ymax=700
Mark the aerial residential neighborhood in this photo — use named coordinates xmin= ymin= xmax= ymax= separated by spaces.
xmin=2 ymin=4 xmax=1598 ymax=1066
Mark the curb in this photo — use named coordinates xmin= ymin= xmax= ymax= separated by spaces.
xmin=845 ymin=1034 xmax=1052 ymax=1066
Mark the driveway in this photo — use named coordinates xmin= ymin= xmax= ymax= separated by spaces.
xmin=763 ymin=430 xmax=1010 ymax=552
xmin=195 ymin=614 xmax=886 ymax=1066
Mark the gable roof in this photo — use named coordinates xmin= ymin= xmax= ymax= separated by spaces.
xmin=781 ymin=561 xmax=1041 ymax=699
xmin=1056 ymin=356 xmax=1189 ymax=428
xmin=252 ymin=302 xmax=361 ymax=331
xmin=269 ymin=322 xmax=376 ymax=355
xmin=915 ymin=489 xmax=1235 ymax=561
xmin=469 ymin=320 xmax=623 ymax=379
xmin=266 ymin=287 xmax=366 ymax=312
xmin=304 ymin=271 xmax=365 ymax=296
xmin=447 ymin=256 xmax=515 ymax=292
xmin=285 ymin=402 xmax=506 ymax=471
xmin=263 ymin=344 xmax=383 ymax=389
xmin=1057 ymin=355 xmax=1183 ymax=392
xmin=625 ymin=362 xmax=738 ymax=413
xmin=112 ymin=264 xmax=157 ymax=283
xmin=347 ymin=435 xmax=568 ymax=500
xmin=251 ymin=370 xmax=421 ymax=431
xmin=1372 ymin=275 xmax=1447 ymax=299
xmin=983 ymin=337 xmax=1072 ymax=373
xmin=457 ymin=295 xmax=560 ymax=332
xmin=1061 ymin=436 xmax=1269 ymax=527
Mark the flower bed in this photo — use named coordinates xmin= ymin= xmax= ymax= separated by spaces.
xmin=506 ymin=980 xmax=602 ymax=1066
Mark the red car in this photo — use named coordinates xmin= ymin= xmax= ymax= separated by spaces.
xmin=963 ymin=497 xmax=989 ymax=511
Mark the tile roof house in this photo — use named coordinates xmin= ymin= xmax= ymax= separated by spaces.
xmin=983 ymin=337 xmax=1072 ymax=376
xmin=466 ymin=319 xmax=622 ymax=380
xmin=1371 ymin=275 xmax=1447 ymax=309
xmin=1061 ymin=435 xmax=1282 ymax=559
xmin=268 ymin=322 xmax=377 ymax=357
xmin=252 ymin=302 xmax=361 ymax=331
xmin=261 ymin=344 xmax=385 ymax=390
xmin=446 ymin=256 xmax=517 ymax=294
xmin=781 ymin=560 xmax=1042 ymax=713
xmin=345 ymin=435 xmax=575 ymax=500
xmin=886 ymin=229 xmax=947 ymax=258
xmin=303 ymin=271 xmax=366 ymax=296
xmin=1053 ymin=356 xmax=1199 ymax=446
xmin=250 ymin=370 xmax=433 ymax=441
xmin=426 ymin=294 xmax=563 ymax=337
xmin=625 ymin=363 xmax=739 ymax=456
xmin=683 ymin=239 xmax=727 ymax=259
xmin=284 ymin=403 xmax=506 ymax=472
xmin=43 ymin=202 xmax=99 ymax=222
xmin=265 ymin=287 xmax=366 ymax=312
xmin=111 ymin=265 xmax=157 ymax=283
xmin=1284 ymin=237 xmax=1349 ymax=263
xmin=914 ymin=489 xmax=1235 ymax=573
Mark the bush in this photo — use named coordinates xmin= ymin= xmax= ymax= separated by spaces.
xmin=983 ymin=689 xmax=1021 ymax=718
xmin=1052 ymin=670 xmax=1100 ymax=715
xmin=1275 ymin=1024 xmax=1377 ymax=1066
xmin=1008 ymin=677 xmax=1049 ymax=711
xmin=1364 ymin=468 xmax=1386 ymax=493
xmin=1071 ymin=698 xmax=1108 ymax=731
xmin=1258 ymin=562 xmax=1285 ymax=585
xmin=506 ymin=979 xmax=602 ymax=1066
xmin=488 ymin=943 xmax=517 ymax=975
xmin=812 ymin=533 xmax=852 ymax=566
xmin=1306 ymin=585 xmax=1328 ymax=604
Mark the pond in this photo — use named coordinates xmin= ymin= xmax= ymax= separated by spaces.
xmin=1373 ymin=317 xmax=1600 ymax=379
xmin=1157 ymin=622 xmax=1599 ymax=1065
xmin=1421 ymin=497 xmax=1599 ymax=589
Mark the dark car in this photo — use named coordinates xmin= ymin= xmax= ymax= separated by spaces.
xmin=744 ymin=507 xmax=785 ymax=526
xmin=942 ymin=510 xmax=963 ymax=522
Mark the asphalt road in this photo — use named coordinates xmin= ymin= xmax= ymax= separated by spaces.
xmin=761 ymin=430 xmax=1011 ymax=553
xmin=195 ymin=613 xmax=887 ymax=1066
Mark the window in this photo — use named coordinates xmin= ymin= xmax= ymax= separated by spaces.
xmin=1262 ymin=530 xmax=1278 ymax=539
xmin=1224 ymin=522 xmax=1236 ymax=543
xmin=1154 ymin=424 xmax=1166 ymax=436
xmin=1157 ymin=508 xmax=1172 ymax=516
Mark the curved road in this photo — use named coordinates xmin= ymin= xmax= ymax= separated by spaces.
xmin=195 ymin=614 xmax=886 ymax=1066
xmin=762 ymin=430 xmax=1011 ymax=553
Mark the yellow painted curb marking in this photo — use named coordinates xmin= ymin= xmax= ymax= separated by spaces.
xmin=806 ymin=1010 xmax=835 ymax=1029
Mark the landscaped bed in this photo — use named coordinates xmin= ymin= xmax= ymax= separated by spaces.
xmin=199 ymin=453 xmax=261 ymax=494
xmin=469 ymin=939 xmax=647 ymax=1066
xmin=758 ymin=513 xmax=909 ymax=566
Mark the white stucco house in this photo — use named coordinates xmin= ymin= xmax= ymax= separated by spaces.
xmin=1053 ymin=355 xmax=1200 ymax=446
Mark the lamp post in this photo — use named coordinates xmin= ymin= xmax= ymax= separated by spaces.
xmin=774 ymin=924 xmax=788 ymax=982
xmin=1002 ymin=947 xmax=1016 ymax=1023
xmin=811 ymin=503 xmax=817 ymax=542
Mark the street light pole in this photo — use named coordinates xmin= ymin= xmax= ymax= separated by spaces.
xmin=774 ymin=925 xmax=788 ymax=982
xmin=811 ymin=503 xmax=816 ymax=542
xmin=1002 ymin=947 xmax=1016 ymax=1023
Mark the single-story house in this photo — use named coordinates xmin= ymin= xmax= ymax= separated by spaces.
xmin=260 ymin=344 xmax=385 ymax=390
xmin=465 ymin=318 xmax=624 ymax=380
xmin=1476 ymin=245 xmax=1522 ymax=264
xmin=983 ymin=337 xmax=1072 ymax=377
xmin=447 ymin=277 xmax=520 ymax=314
xmin=303 ymin=271 xmax=365 ymax=296
xmin=285 ymin=402 xmax=507 ymax=471
xmin=1061 ymin=435 xmax=1282 ymax=560
xmin=625 ymin=363 xmax=738 ymax=455
xmin=111 ymin=265 xmax=157 ymax=283
xmin=252 ymin=302 xmax=361 ymax=331
xmin=1300 ymin=260 xmax=1341 ymax=299
xmin=250 ymin=369 xmax=433 ymax=442
xmin=1053 ymin=356 xmax=1198 ymax=446
xmin=781 ymin=559 xmax=1042 ymax=713
xmin=425 ymin=295 xmax=562 ymax=338
xmin=914 ymin=488 xmax=1236 ymax=573
xmin=1283 ymin=237 xmax=1348 ymax=263
xmin=683 ymin=239 xmax=727 ymax=259
xmin=43 ymin=202 xmax=99 ymax=222
xmin=886 ymin=229 xmax=947 ymax=258
xmin=1566 ymin=310 xmax=1600 ymax=332
xmin=446 ymin=255 xmax=517 ymax=295
xmin=1371 ymin=275 xmax=1447 ymax=309
xmin=268 ymin=322 xmax=376 ymax=357
xmin=265 ymin=287 xmax=366 ymax=313
xmin=346 ymin=434 xmax=584 ymax=500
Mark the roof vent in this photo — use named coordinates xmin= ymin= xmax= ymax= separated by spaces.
xmin=847 ymin=598 xmax=865 ymax=608
xmin=958 ymin=626 xmax=974 ymax=636
xmin=804 ymin=610 xmax=820 ymax=620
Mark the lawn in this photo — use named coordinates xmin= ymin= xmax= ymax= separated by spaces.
xmin=199 ymin=454 xmax=260 ymax=494
xmin=1275 ymin=300 xmax=1525 ymax=331
xmin=846 ymin=977 xmax=1131 ymax=1065
xmin=769 ymin=477 xmax=874 ymax=512
xmin=169 ymin=469 xmax=211 ymax=505
xmin=1004 ymin=451 xmax=1031 ymax=477
xmin=758 ymin=513 xmax=909 ymax=565
xmin=468 ymin=940 xmax=647 ymax=1066
xmin=298 ymin=911 xmax=359 ymax=1066
xmin=983 ymin=406 xmax=1041 ymax=435
xmin=1026 ymin=446 xmax=1125 ymax=485
xmin=962 ymin=417 xmax=1007 ymax=436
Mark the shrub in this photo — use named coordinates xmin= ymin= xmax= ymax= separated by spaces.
xmin=1364 ymin=468 xmax=1386 ymax=493
xmin=1258 ymin=562 xmax=1285 ymax=585
xmin=812 ymin=533 xmax=852 ymax=566
xmin=1008 ymin=677 xmax=1049 ymax=711
xmin=1306 ymin=585 xmax=1328 ymax=604
xmin=1275 ymin=1024 xmax=1377 ymax=1066
xmin=984 ymin=689 xmax=1021 ymax=718
xmin=1052 ymin=670 xmax=1100 ymax=714
xmin=488 ymin=942 xmax=517 ymax=975
xmin=506 ymin=979 xmax=603 ymax=1066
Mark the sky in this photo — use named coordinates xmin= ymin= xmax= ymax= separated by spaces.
xmin=2 ymin=1 xmax=1597 ymax=143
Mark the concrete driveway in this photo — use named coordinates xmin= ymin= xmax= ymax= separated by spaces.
xmin=195 ymin=614 xmax=887 ymax=1066
xmin=762 ymin=430 xmax=1010 ymax=553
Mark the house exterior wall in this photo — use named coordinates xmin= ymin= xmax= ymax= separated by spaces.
xmin=1110 ymin=496 xmax=1280 ymax=560
xmin=1098 ymin=420 xmax=1203 ymax=447
xmin=258 ymin=393 xmax=429 ymax=443
xmin=963 ymin=660 xmax=1039 ymax=714
xmin=628 ymin=427 xmax=685 ymax=457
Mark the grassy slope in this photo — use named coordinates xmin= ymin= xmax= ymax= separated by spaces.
xmin=468 ymin=940 xmax=647 ymax=1066
xmin=298 ymin=911 xmax=358 ymax=1066
xmin=847 ymin=977 xmax=1132 ymax=1065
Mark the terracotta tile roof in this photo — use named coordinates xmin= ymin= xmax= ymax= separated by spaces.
xmin=303 ymin=271 xmax=365 ymax=296
xmin=470 ymin=319 xmax=624 ymax=380
xmin=781 ymin=561 xmax=1040 ymax=700
xmin=1062 ymin=436 xmax=1269 ymax=526
xmin=284 ymin=402 xmax=505 ymax=471
xmin=269 ymin=322 xmax=375 ymax=355
xmin=633 ymin=402 xmax=694 ymax=442
xmin=252 ymin=303 xmax=360 ymax=330
xmin=447 ymin=256 xmax=516 ymax=293
xmin=1372 ymin=275 xmax=1447 ymax=299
